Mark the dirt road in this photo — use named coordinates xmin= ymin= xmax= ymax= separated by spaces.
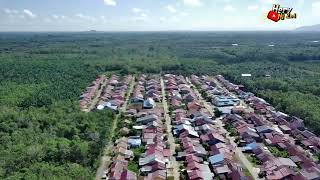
xmin=186 ymin=77 xmax=260 ymax=180
xmin=83 ymin=77 xmax=108 ymax=113
xmin=160 ymin=77 xmax=180 ymax=180
xmin=95 ymin=76 xmax=136 ymax=180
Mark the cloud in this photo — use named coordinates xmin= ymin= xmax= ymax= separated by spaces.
xmin=132 ymin=8 xmax=142 ymax=13
xmin=132 ymin=16 xmax=147 ymax=22
xmin=132 ymin=8 xmax=150 ymax=15
xmin=131 ymin=12 xmax=149 ymax=22
xmin=23 ymin=9 xmax=37 ymax=18
xmin=140 ymin=13 xmax=147 ymax=17
xmin=180 ymin=12 xmax=189 ymax=16
xmin=3 ymin=8 xmax=20 ymax=14
xmin=248 ymin=5 xmax=259 ymax=11
xmin=259 ymin=0 xmax=276 ymax=4
xmin=43 ymin=18 xmax=52 ymax=23
xmin=160 ymin=17 xmax=166 ymax=23
xmin=171 ymin=16 xmax=181 ymax=22
xmin=224 ymin=5 xmax=235 ymax=12
xmin=75 ymin=14 xmax=97 ymax=22
xmin=297 ymin=0 xmax=304 ymax=6
xmin=3 ymin=8 xmax=37 ymax=19
xmin=52 ymin=14 xmax=66 ymax=20
xmin=159 ymin=16 xmax=181 ymax=23
xmin=182 ymin=0 xmax=202 ymax=7
xmin=4 ymin=8 xmax=19 ymax=14
xmin=166 ymin=5 xmax=177 ymax=13
xmin=312 ymin=1 xmax=320 ymax=16
xmin=131 ymin=8 xmax=149 ymax=22
xmin=104 ymin=0 xmax=116 ymax=6
xmin=261 ymin=6 xmax=270 ymax=13
xmin=100 ymin=16 xmax=108 ymax=23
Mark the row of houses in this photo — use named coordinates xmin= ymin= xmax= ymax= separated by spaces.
xmin=130 ymin=74 xmax=162 ymax=109
xmin=165 ymin=74 xmax=250 ymax=180
xmin=79 ymin=75 xmax=106 ymax=110
xmin=215 ymin=75 xmax=320 ymax=180
xmin=106 ymin=75 xmax=174 ymax=180
xmin=97 ymin=75 xmax=133 ymax=111
xmin=266 ymin=114 xmax=320 ymax=155
xmin=191 ymin=75 xmax=241 ymax=110
xmin=191 ymin=75 xmax=224 ymax=100
xmin=106 ymin=137 xmax=138 ymax=180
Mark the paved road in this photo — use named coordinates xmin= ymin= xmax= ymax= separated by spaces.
xmin=186 ymin=77 xmax=260 ymax=180
xmin=95 ymin=76 xmax=136 ymax=180
xmin=160 ymin=77 xmax=180 ymax=180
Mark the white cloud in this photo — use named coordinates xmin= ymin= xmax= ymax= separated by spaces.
xmin=248 ymin=5 xmax=259 ymax=11
xmin=12 ymin=10 xmax=19 ymax=14
xmin=312 ymin=1 xmax=320 ymax=16
xmin=182 ymin=0 xmax=202 ymax=7
xmin=104 ymin=0 xmax=116 ymax=6
xmin=100 ymin=16 xmax=108 ymax=23
xmin=75 ymin=14 xmax=97 ymax=22
xmin=130 ymin=7 xmax=149 ymax=22
xmin=52 ymin=15 xmax=59 ymax=19
xmin=3 ymin=9 xmax=20 ymax=15
xmin=261 ymin=6 xmax=270 ymax=13
xmin=140 ymin=13 xmax=147 ymax=17
xmin=180 ymin=12 xmax=189 ymax=17
xmin=160 ymin=16 xmax=180 ymax=23
xmin=166 ymin=5 xmax=177 ymax=13
xmin=23 ymin=9 xmax=37 ymax=18
xmin=132 ymin=8 xmax=142 ymax=13
xmin=131 ymin=12 xmax=149 ymax=22
xmin=52 ymin=14 xmax=66 ymax=20
xmin=259 ymin=0 xmax=277 ymax=5
xmin=297 ymin=0 xmax=304 ymax=6
xmin=43 ymin=18 xmax=52 ymax=23
xmin=132 ymin=16 xmax=147 ymax=22
xmin=4 ymin=8 xmax=11 ymax=14
xmin=170 ymin=16 xmax=181 ymax=23
xmin=172 ymin=17 xmax=180 ymax=22
xmin=3 ymin=8 xmax=36 ymax=19
xmin=224 ymin=5 xmax=235 ymax=12
xmin=160 ymin=17 xmax=166 ymax=22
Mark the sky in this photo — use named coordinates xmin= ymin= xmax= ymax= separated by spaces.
xmin=0 ymin=0 xmax=319 ymax=31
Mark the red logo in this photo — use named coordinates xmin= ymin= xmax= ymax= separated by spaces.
xmin=267 ymin=11 xmax=280 ymax=22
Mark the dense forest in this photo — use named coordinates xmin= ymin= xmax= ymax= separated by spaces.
xmin=0 ymin=32 xmax=320 ymax=179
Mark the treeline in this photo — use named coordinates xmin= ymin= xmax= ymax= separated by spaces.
xmin=0 ymin=46 xmax=114 ymax=179
xmin=222 ymin=61 xmax=320 ymax=134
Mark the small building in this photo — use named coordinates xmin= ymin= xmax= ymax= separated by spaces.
xmin=209 ymin=153 xmax=225 ymax=166
xmin=128 ymin=137 xmax=142 ymax=148
xmin=256 ymin=125 xmax=274 ymax=134
xmin=217 ymin=107 xmax=232 ymax=114
xmin=201 ymin=132 xmax=226 ymax=145
xmin=279 ymin=125 xmax=291 ymax=134
xmin=215 ymin=165 xmax=231 ymax=175
xmin=137 ymin=114 xmax=158 ymax=125
xmin=144 ymin=98 xmax=156 ymax=109
xmin=243 ymin=142 xmax=258 ymax=153
xmin=145 ymin=170 xmax=166 ymax=180
xmin=120 ymin=170 xmax=137 ymax=180
xmin=241 ymin=74 xmax=252 ymax=77
xmin=213 ymin=96 xmax=240 ymax=107
xmin=131 ymin=96 xmax=144 ymax=103
xmin=183 ymin=93 xmax=196 ymax=103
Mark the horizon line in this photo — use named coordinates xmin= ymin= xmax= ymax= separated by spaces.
xmin=0 ymin=29 xmax=315 ymax=33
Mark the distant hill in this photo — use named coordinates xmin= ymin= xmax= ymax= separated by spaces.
xmin=296 ymin=24 xmax=320 ymax=31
